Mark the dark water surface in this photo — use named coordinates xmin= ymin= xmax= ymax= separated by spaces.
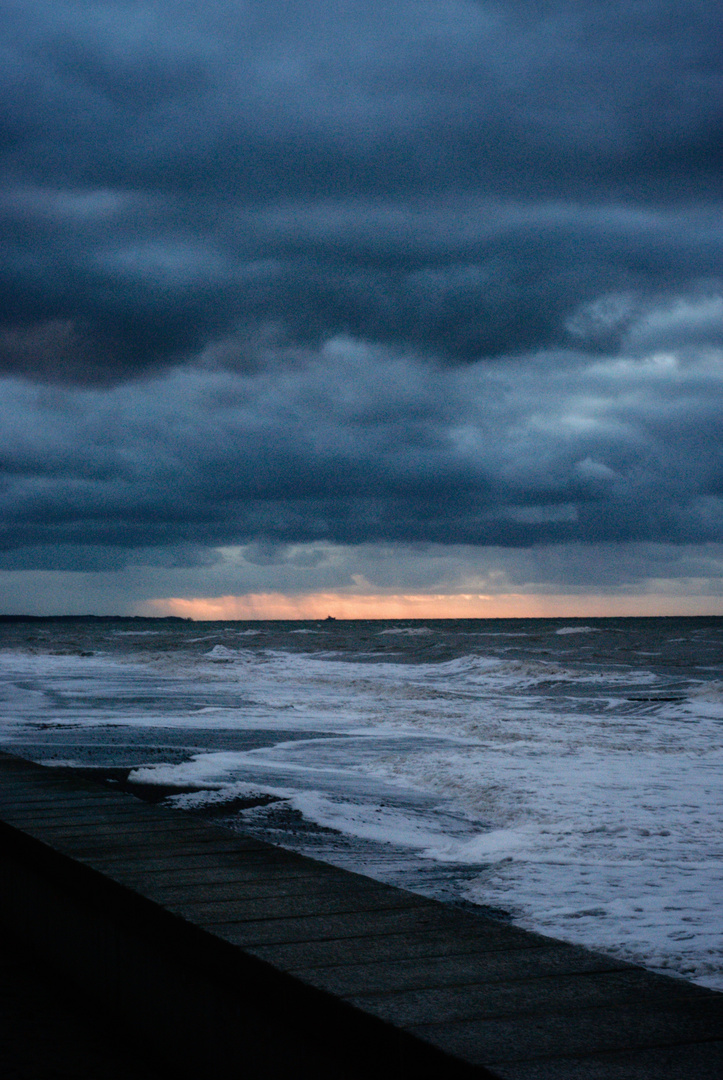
xmin=1 ymin=615 xmax=721 ymax=988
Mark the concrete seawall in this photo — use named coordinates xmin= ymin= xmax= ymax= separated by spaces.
xmin=1 ymin=750 xmax=721 ymax=1079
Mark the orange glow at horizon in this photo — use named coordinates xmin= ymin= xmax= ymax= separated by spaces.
xmin=137 ymin=591 xmax=720 ymax=620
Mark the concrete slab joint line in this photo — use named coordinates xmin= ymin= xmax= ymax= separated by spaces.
xmin=0 ymin=751 xmax=722 ymax=1080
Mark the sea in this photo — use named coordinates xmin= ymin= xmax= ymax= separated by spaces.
xmin=1 ymin=615 xmax=721 ymax=990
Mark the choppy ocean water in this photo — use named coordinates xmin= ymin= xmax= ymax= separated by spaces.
xmin=1 ymin=615 xmax=721 ymax=989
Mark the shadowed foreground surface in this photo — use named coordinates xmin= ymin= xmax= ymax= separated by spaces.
xmin=0 ymin=935 xmax=166 ymax=1079
xmin=0 ymin=751 xmax=722 ymax=1079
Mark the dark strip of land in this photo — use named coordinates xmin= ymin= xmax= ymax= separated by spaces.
xmin=0 ymin=751 xmax=721 ymax=1079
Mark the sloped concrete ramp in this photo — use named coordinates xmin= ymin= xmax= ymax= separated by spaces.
xmin=0 ymin=751 xmax=721 ymax=1079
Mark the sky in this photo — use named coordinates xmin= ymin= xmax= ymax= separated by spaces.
xmin=1 ymin=0 xmax=723 ymax=618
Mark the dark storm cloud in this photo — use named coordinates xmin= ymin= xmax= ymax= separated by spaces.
xmin=1 ymin=337 xmax=723 ymax=565
xmin=1 ymin=0 xmax=722 ymax=381
xmin=2 ymin=0 xmax=723 ymax=577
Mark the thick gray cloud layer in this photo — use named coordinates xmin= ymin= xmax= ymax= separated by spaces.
xmin=1 ymin=0 xmax=722 ymax=583
xmin=1 ymin=337 xmax=722 ymax=563
xmin=3 ymin=0 xmax=722 ymax=379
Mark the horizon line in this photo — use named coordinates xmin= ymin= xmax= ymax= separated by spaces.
xmin=1 ymin=612 xmax=722 ymax=622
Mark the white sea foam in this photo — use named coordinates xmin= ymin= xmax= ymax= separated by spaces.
xmin=1 ymin=618 xmax=722 ymax=989
xmin=205 ymin=644 xmax=240 ymax=659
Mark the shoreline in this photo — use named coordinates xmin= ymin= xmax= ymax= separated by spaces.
xmin=2 ymin=751 xmax=722 ymax=1079
xmin=2 ymin=614 xmax=722 ymax=994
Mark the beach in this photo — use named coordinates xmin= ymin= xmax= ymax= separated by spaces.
xmin=1 ymin=615 xmax=721 ymax=990
xmin=2 ymin=749 xmax=722 ymax=1079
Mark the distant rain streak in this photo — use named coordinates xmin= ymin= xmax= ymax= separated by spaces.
xmin=0 ymin=0 xmax=722 ymax=615
xmin=2 ymin=0 xmax=723 ymax=1016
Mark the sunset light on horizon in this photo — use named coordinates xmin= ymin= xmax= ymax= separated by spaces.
xmin=2 ymin=1 xmax=722 ymax=616
xmin=3 ymin=2 xmax=723 ymax=1047
xmin=138 ymin=591 xmax=723 ymax=621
